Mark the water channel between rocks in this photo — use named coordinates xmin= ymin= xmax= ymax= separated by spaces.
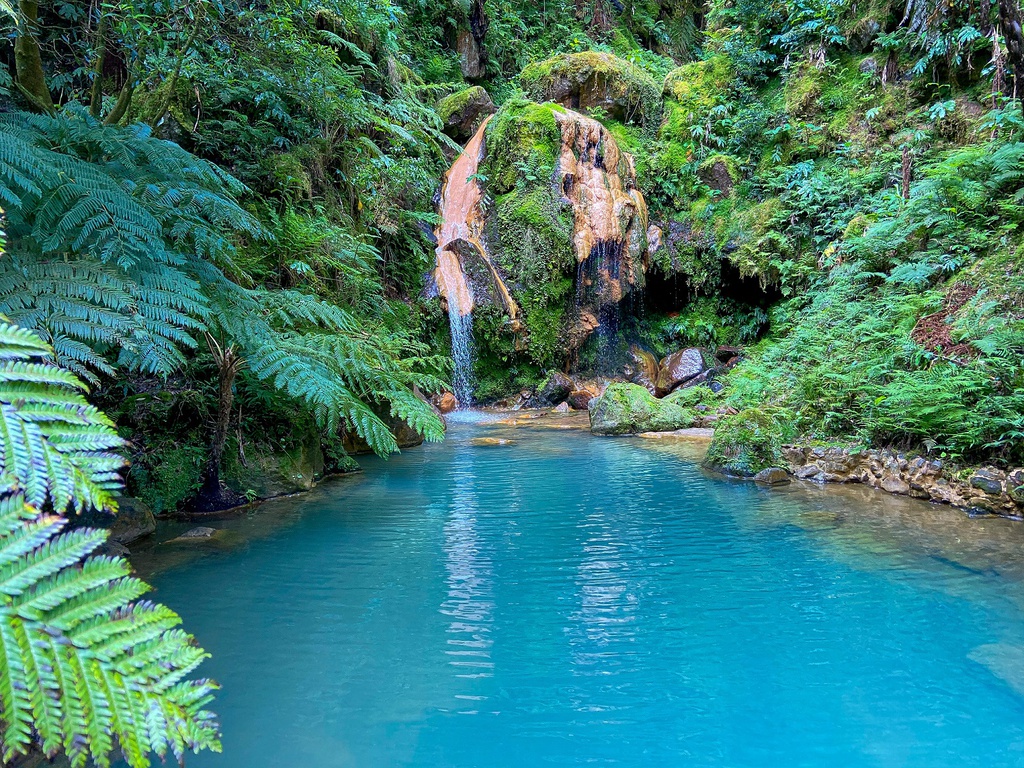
xmin=132 ymin=411 xmax=1024 ymax=768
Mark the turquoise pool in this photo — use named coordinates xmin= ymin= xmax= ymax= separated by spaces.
xmin=138 ymin=412 xmax=1024 ymax=767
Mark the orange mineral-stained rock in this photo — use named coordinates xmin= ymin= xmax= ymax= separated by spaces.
xmin=436 ymin=392 xmax=458 ymax=414
xmin=433 ymin=117 xmax=519 ymax=322
xmin=553 ymin=109 xmax=648 ymax=306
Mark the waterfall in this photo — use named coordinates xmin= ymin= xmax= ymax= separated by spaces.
xmin=433 ymin=120 xmax=490 ymax=408
xmin=434 ymin=115 xmax=520 ymax=408
xmin=448 ymin=305 xmax=476 ymax=409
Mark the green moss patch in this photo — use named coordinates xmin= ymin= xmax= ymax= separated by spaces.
xmin=589 ymin=382 xmax=699 ymax=435
xmin=703 ymin=407 xmax=796 ymax=476
xmin=520 ymin=51 xmax=662 ymax=132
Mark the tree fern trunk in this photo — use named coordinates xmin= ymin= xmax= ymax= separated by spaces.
xmin=14 ymin=0 xmax=54 ymax=113
xmin=198 ymin=337 xmax=243 ymax=509
xmin=998 ymin=0 xmax=1024 ymax=107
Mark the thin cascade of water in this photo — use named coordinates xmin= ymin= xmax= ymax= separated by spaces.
xmin=449 ymin=307 xmax=476 ymax=409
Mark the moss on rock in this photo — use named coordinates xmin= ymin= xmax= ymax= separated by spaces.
xmin=702 ymin=407 xmax=796 ymax=476
xmin=437 ymin=85 xmax=495 ymax=140
xmin=479 ymin=100 xmax=577 ymax=370
xmin=223 ymin=419 xmax=325 ymax=499
xmin=520 ymin=51 xmax=662 ymax=132
xmin=590 ymin=382 xmax=699 ymax=435
xmin=484 ymin=99 xmax=564 ymax=192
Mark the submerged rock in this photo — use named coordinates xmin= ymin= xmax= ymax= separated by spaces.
xmin=589 ymin=382 xmax=698 ymax=435
xmin=784 ymin=446 xmax=1024 ymax=517
xmin=637 ymin=427 xmax=715 ymax=440
xmin=470 ymin=437 xmax=514 ymax=446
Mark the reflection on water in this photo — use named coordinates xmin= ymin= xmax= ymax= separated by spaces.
xmin=133 ymin=410 xmax=1024 ymax=767
xmin=441 ymin=444 xmax=495 ymax=693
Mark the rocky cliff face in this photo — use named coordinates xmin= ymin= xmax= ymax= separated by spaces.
xmin=431 ymin=115 xmax=519 ymax=323
xmin=430 ymin=96 xmax=652 ymax=384
xmin=554 ymin=110 xmax=649 ymax=306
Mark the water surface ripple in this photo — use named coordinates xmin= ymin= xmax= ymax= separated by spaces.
xmin=138 ymin=413 xmax=1024 ymax=767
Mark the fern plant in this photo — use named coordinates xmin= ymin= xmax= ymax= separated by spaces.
xmin=0 ymin=315 xmax=220 ymax=767
xmin=0 ymin=107 xmax=449 ymax=475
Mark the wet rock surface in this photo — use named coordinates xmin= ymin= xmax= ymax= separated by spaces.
xmin=784 ymin=446 xmax=1024 ymax=518
xmin=755 ymin=467 xmax=791 ymax=486
xmin=530 ymin=371 xmax=574 ymax=406
xmin=656 ymin=347 xmax=709 ymax=394
xmin=567 ymin=389 xmax=596 ymax=410
xmin=519 ymin=51 xmax=661 ymax=128
xmin=109 ymin=496 xmax=158 ymax=544
xmin=435 ymin=391 xmax=458 ymax=413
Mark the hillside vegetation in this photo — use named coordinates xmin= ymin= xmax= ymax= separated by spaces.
xmin=3 ymin=0 xmax=1024 ymax=760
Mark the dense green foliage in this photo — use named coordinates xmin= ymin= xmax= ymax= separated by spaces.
xmin=3 ymin=0 xmax=1024 ymax=758
xmin=0 ymin=319 xmax=219 ymax=767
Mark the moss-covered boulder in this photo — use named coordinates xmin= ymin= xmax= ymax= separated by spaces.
xmin=589 ymin=382 xmax=698 ymax=435
xmin=437 ymin=85 xmax=495 ymax=142
xmin=476 ymin=99 xmax=650 ymax=370
xmin=223 ymin=420 xmax=326 ymax=499
xmin=702 ymin=408 xmax=796 ymax=477
xmin=520 ymin=52 xmax=662 ymax=131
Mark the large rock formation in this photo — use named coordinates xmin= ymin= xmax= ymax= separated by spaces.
xmin=589 ymin=383 xmax=698 ymax=435
xmin=437 ymin=86 xmax=496 ymax=142
xmin=431 ymin=99 xmax=650 ymax=368
xmin=456 ymin=0 xmax=488 ymax=78
xmin=431 ymin=115 xmax=519 ymax=323
xmin=554 ymin=109 xmax=649 ymax=306
xmin=428 ymin=81 xmax=659 ymax=397
xmin=520 ymin=52 xmax=662 ymax=130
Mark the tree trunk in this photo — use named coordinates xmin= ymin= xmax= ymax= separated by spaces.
xmin=198 ymin=335 xmax=244 ymax=508
xmin=901 ymin=146 xmax=912 ymax=200
xmin=89 ymin=4 xmax=109 ymax=118
xmin=149 ymin=15 xmax=204 ymax=128
xmin=103 ymin=72 xmax=135 ymax=125
xmin=14 ymin=0 xmax=54 ymax=113
xmin=881 ymin=50 xmax=899 ymax=85
xmin=998 ymin=0 xmax=1024 ymax=107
